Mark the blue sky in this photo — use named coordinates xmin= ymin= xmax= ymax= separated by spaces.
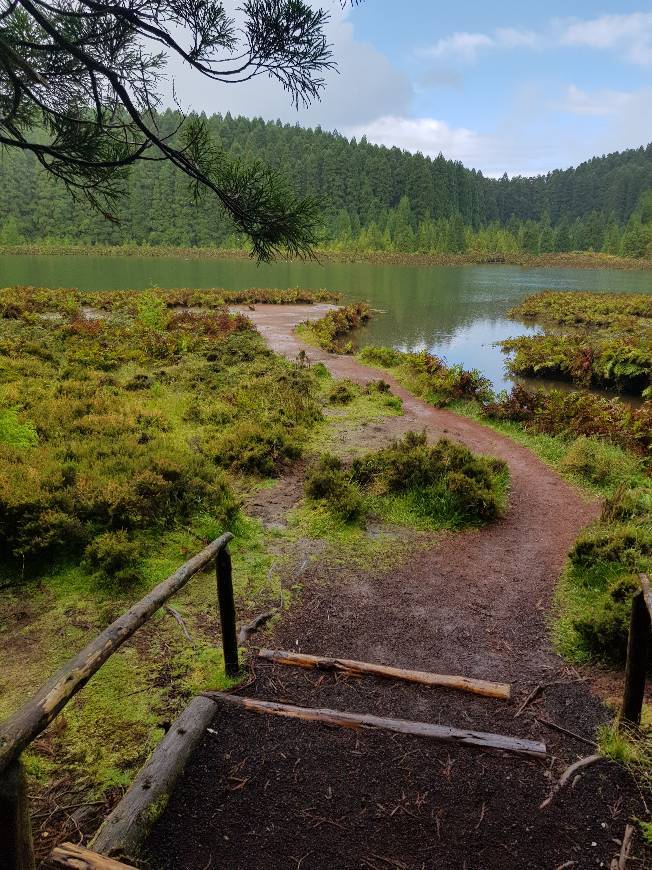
xmin=170 ymin=1 xmax=652 ymax=177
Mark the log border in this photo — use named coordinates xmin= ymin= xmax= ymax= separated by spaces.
xmin=0 ymin=534 xmax=236 ymax=870
xmin=620 ymin=573 xmax=652 ymax=726
xmin=257 ymin=648 xmax=511 ymax=700
xmin=90 ymin=697 xmax=217 ymax=860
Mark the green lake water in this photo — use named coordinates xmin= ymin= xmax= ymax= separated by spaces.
xmin=2 ymin=253 xmax=652 ymax=391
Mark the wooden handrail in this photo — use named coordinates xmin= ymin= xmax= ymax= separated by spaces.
xmin=639 ymin=573 xmax=652 ymax=620
xmin=0 ymin=533 xmax=233 ymax=776
xmin=620 ymin=573 xmax=652 ymax=726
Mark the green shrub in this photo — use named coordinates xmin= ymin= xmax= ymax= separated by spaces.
xmin=559 ymin=436 xmax=640 ymax=486
xmin=482 ymin=385 xmax=652 ymax=454
xmin=327 ymin=380 xmax=358 ymax=405
xmin=212 ymin=422 xmax=303 ymax=476
xmin=300 ymin=303 xmax=371 ymax=353
xmin=304 ymin=454 xmax=364 ymax=521
xmin=0 ymin=406 xmax=37 ymax=447
xmin=351 ymin=432 xmax=507 ymax=524
xmin=358 ymin=346 xmax=403 ymax=368
xmin=570 ymin=524 xmax=652 ymax=569
xmin=602 ymin=486 xmax=652 ymax=522
xmin=84 ymin=531 xmax=144 ymax=587
xmin=135 ymin=290 xmax=169 ymax=331
xmin=573 ymin=574 xmax=640 ymax=663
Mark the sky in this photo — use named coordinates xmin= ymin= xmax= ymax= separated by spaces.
xmin=166 ymin=1 xmax=652 ymax=178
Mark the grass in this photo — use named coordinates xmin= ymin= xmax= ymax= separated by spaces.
xmin=0 ymin=285 xmax=331 ymax=833
xmin=295 ymin=302 xmax=371 ymax=353
xmin=5 ymin=243 xmax=652 ymax=272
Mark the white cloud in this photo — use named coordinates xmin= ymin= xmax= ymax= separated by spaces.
xmin=558 ymin=13 xmax=652 ymax=66
xmin=554 ymin=85 xmax=638 ymax=117
xmin=494 ymin=27 xmax=538 ymax=49
xmin=344 ymin=116 xmax=488 ymax=163
xmin=163 ymin=2 xmax=411 ymax=129
xmin=425 ymin=32 xmax=494 ymax=62
xmin=421 ymin=14 xmax=652 ymax=67
xmin=422 ymin=27 xmax=538 ymax=62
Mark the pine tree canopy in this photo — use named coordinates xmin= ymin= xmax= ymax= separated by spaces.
xmin=0 ymin=0 xmax=355 ymax=259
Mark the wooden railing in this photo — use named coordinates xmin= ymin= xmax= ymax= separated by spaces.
xmin=0 ymin=533 xmax=237 ymax=870
xmin=621 ymin=573 xmax=652 ymax=726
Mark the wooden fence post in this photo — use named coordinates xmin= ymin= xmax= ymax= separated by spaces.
xmin=216 ymin=545 xmax=239 ymax=677
xmin=621 ymin=590 xmax=651 ymax=726
xmin=0 ymin=758 xmax=35 ymax=870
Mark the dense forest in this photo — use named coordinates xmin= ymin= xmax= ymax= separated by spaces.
xmin=3 ymin=111 xmax=652 ymax=256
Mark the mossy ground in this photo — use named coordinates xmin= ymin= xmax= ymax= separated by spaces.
xmin=0 ymin=303 xmax=441 ymax=851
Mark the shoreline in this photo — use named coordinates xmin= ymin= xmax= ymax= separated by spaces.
xmin=2 ymin=243 xmax=652 ymax=272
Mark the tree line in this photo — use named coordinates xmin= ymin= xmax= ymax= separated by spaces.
xmin=2 ymin=110 xmax=652 ymax=257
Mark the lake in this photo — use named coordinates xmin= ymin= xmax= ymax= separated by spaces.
xmin=2 ymin=253 xmax=652 ymax=391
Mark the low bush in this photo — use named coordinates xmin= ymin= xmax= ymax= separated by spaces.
xmin=0 ymin=286 xmax=322 ymax=581
xmin=300 ymin=303 xmax=371 ymax=353
xmin=84 ymin=531 xmax=143 ymax=588
xmin=351 ymin=431 xmax=507 ymax=523
xmin=357 ymin=346 xmax=493 ymax=407
xmin=573 ymin=574 xmax=640 ymax=663
xmin=602 ymin=486 xmax=652 ymax=522
xmin=304 ymin=454 xmax=365 ymax=521
xmin=482 ymin=384 xmax=652 ymax=454
xmin=0 ymin=406 xmax=38 ymax=447
xmin=509 ymin=290 xmax=652 ymax=330
xmin=304 ymin=432 xmax=508 ymax=529
xmin=558 ymin=437 xmax=641 ymax=486
xmin=501 ymin=333 xmax=652 ymax=396
xmin=328 ymin=380 xmax=358 ymax=405
xmin=212 ymin=422 xmax=303 ymax=476
xmin=570 ymin=524 xmax=652 ymax=569
xmin=358 ymin=346 xmax=403 ymax=368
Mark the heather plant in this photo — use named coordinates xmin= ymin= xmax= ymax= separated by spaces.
xmin=298 ymin=303 xmax=371 ymax=353
xmin=0 ymin=287 xmax=323 ymax=582
xmin=357 ymin=346 xmax=493 ymax=407
xmin=305 ymin=432 xmax=508 ymax=529
xmin=482 ymin=385 xmax=652 ymax=454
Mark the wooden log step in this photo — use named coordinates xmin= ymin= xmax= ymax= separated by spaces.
xmin=257 ymin=648 xmax=511 ymax=701
xmin=41 ymin=843 xmax=136 ymax=868
xmin=204 ymin=693 xmax=546 ymax=758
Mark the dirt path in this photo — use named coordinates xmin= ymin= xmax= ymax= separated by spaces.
xmin=145 ymin=305 xmax=646 ymax=869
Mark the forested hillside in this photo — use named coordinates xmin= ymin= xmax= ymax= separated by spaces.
xmin=2 ymin=110 xmax=652 ymax=256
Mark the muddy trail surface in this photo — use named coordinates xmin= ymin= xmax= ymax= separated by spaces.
xmin=146 ymin=305 xmax=646 ymax=869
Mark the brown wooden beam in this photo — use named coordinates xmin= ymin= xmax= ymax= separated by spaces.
xmin=257 ymin=648 xmax=511 ymax=700
xmin=205 ymin=693 xmax=546 ymax=758
xmin=0 ymin=759 xmax=35 ymax=870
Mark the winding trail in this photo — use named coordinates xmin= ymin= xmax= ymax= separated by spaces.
xmin=146 ymin=305 xmax=645 ymax=870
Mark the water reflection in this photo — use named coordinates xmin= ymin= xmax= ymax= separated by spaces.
xmin=1 ymin=254 xmax=651 ymax=392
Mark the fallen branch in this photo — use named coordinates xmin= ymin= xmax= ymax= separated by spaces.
xmin=204 ymin=693 xmax=546 ymax=757
xmin=238 ymin=610 xmax=276 ymax=645
xmin=514 ymin=684 xmax=542 ymax=718
xmin=539 ymin=754 xmax=601 ymax=810
xmin=535 ymin=717 xmax=597 ymax=747
xmin=164 ymin=606 xmax=193 ymax=644
xmin=257 ymin=649 xmax=511 ymax=701
xmin=618 ymin=823 xmax=635 ymax=870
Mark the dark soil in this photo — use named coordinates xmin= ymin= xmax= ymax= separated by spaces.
xmin=144 ymin=306 xmax=648 ymax=870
